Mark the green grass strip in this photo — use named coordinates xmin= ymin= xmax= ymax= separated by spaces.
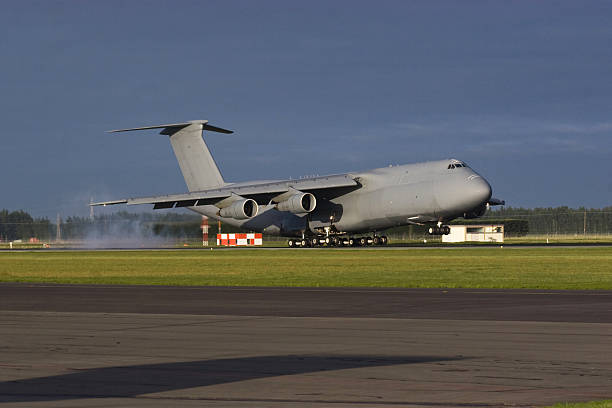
xmin=1 ymin=247 xmax=611 ymax=289
xmin=544 ymin=400 xmax=612 ymax=408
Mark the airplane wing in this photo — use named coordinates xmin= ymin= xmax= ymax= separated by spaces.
xmin=91 ymin=174 xmax=360 ymax=210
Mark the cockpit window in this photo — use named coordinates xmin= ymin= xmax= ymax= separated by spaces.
xmin=448 ymin=162 xmax=467 ymax=169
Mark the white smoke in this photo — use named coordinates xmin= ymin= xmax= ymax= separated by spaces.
xmin=80 ymin=214 xmax=177 ymax=249
xmin=82 ymin=219 xmax=166 ymax=249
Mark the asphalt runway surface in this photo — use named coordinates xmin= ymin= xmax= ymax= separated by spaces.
xmin=1 ymin=284 xmax=611 ymax=407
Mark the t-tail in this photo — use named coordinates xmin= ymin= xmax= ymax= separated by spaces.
xmin=108 ymin=120 xmax=232 ymax=192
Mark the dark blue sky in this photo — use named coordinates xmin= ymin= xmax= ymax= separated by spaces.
xmin=1 ymin=1 xmax=611 ymax=218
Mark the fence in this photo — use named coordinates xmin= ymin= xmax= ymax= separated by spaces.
xmin=2 ymin=208 xmax=612 ymax=244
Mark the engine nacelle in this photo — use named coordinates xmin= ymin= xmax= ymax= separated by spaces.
xmin=219 ymin=199 xmax=259 ymax=220
xmin=277 ymin=192 xmax=317 ymax=214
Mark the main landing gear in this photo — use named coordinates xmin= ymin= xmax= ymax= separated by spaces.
xmin=287 ymin=235 xmax=389 ymax=248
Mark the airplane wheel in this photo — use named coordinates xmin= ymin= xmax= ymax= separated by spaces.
xmin=373 ymin=236 xmax=380 ymax=245
xmin=349 ymin=238 xmax=355 ymax=246
xmin=331 ymin=236 xmax=340 ymax=246
xmin=301 ymin=239 xmax=307 ymax=247
xmin=310 ymin=237 xmax=319 ymax=247
xmin=288 ymin=239 xmax=295 ymax=247
xmin=381 ymin=236 xmax=388 ymax=245
xmin=359 ymin=237 xmax=367 ymax=246
xmin=443 ymin=226 xmax=451 ymax=235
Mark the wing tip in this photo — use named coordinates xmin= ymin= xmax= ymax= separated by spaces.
xmin=90 ymin=199 xmax=128 ymax=207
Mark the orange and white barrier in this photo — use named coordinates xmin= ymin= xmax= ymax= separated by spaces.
xmin=217 ymin=233 xmax=263 ymax=246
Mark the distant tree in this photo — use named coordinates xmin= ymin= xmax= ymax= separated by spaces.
xmin=0 ymin=209 xmax=52 ymax=241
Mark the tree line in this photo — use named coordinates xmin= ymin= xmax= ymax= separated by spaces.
xmin=1 ymin=206 xmax=611 ymax=241
xmin=0 ymin=210 xmax=244 ymax=242
xmin=0 ymin=210 xmax=53 ymax=241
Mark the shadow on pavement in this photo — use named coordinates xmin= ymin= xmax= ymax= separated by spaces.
xmin=1 ymin=354 xmax=464 ymax=402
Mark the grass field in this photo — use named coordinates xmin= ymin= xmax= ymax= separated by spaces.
xmin=545 ymin=401 xmax=612 ymax=408
xmin=1 ymin=247 xmax=611 ymax=289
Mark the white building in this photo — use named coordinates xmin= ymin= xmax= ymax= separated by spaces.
xmin=442 ymin=225 xmax=504 ymax=243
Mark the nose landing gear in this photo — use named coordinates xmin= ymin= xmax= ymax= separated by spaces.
xmin=428 ymin=225 xmax=451 ymax=235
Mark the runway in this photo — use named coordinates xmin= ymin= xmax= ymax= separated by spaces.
xmin=1 ymin=285 xmax=611 ymax=407
xmin=2 ymin=284 xmax=612 ymax=322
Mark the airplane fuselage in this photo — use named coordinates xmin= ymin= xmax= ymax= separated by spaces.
xmin=189 ymin=159 xmax=492 ymax=237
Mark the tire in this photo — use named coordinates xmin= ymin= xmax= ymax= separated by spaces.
xmin=288 ymin=239 xmax=294 ymax=247
xmin=359 ymin=237 xmax=366 ymax=246
xmin=349 ymin=238 xmax=355 ymax=246
xmin=381 ymin=236 xmax=388 ymax=245
xmin=301 ymin=239 xmax=307 ymax=247
xmin=373 ymin=236 xmax=380 ymax=245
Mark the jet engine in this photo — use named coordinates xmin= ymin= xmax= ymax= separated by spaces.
xmin=219 ymin=199 xmax=259 ymax=219
xmin=277 ymin=192 xmax=317 ymax=214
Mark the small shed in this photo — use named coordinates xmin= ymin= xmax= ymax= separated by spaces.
xmin=442 ymin=225 xmax=504 ymax=243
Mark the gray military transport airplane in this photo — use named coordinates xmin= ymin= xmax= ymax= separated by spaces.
xmin=92 ymin=120 xmax=504 ymax=247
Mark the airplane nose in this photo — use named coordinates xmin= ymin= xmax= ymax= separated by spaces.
xmin=469 ymin=175 xmax=492 ymax=204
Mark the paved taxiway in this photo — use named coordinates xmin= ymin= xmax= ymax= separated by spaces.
xmin=1 ymin=284 xmax=611 ymax=407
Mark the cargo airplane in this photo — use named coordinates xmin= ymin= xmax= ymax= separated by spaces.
xmin=92 ymin=120 xmax=504 ymax=247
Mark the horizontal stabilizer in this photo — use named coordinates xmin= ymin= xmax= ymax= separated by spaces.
xmin=108 ymin=120 xmax=233 ymax=134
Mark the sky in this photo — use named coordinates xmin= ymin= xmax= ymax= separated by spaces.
xmin=1 ymin=0 xmax=611 ymax=218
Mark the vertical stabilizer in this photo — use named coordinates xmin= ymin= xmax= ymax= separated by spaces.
xmin=109 ymin=120 xmax=232 ymax=192
xmin=165 ymin=122 xmax=226 ymax=191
